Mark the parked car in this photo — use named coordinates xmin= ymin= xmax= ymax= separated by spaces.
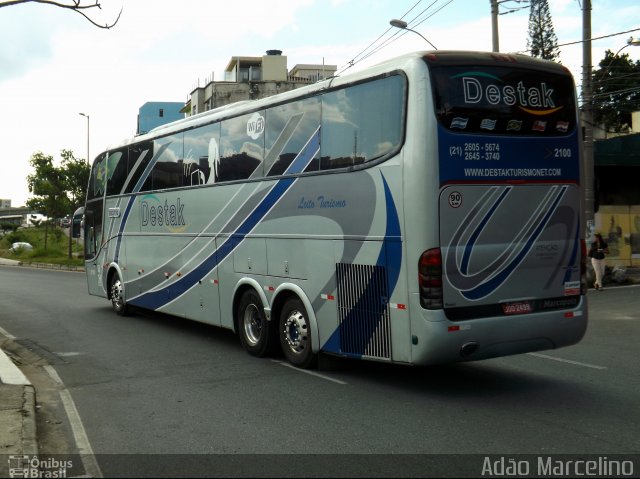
xmin=10 ymin=242 xmax=33 ymax=253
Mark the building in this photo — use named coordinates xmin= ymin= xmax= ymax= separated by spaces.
xmin=593 ymin=113 xmax=640 ymax=266
xmin=184 ymin=50 xmax=337 ymax=117
xmin=137 ymin=102 xmax=184 ymax=135
xmin=0 ymin=206 xmax=31 ymax=227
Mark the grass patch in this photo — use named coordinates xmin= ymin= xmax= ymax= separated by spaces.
xmin=0 ymin=225 xmax=84 ymax=267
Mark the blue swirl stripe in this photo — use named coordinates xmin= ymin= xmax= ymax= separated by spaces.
xmin=128 ymin=128 xmax=320 ymax=311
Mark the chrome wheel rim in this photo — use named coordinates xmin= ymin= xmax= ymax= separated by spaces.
xmin=243 ymin=303 xmax=262 ymax=346
xmin=283 ymin=310 xmax=308 ymax=354
xmin=111 ymin=279 xmax=124 ymax=311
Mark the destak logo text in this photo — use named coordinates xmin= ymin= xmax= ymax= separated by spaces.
xmin=140 ymin=195 xmax=187 ymax=232
xmin=455 ymin=72 xmax=563 ymax=115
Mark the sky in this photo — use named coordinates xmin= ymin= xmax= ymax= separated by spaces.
xmin=1 ymin=0 xmax=639 ymax=207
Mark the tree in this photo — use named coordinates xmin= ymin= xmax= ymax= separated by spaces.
xmin=527 ymin=0 xmax=560 ymax=61
xmin=60 ymin=150 xmax=90 ymax=258
xmin=26 ymin=152 xmax=68 ymax=249
xmin=26 ymin=150 xmax=90 ymax=252
xmin=592 ymin=50 xmax=640 ymax=133
xmin=0 ymin=0 xmax=121 ymax=29
xmin=60 ymin=149 xmax=90 ymax=211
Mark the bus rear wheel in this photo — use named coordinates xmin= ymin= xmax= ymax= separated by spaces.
xmin=279 ymin=297 xmax=316 ymax=369
xmin=237 ymin=289 xmax=274 ymax=357
xmin=109 ymin=274 xmax=128 ymax=316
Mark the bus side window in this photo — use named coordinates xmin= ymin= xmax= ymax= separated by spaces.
xmin=151 ymin=133 xmax=185 ymax=190
xmin=265 ymin=97 xmax=321 ymax=176
xmin=183 ymin=122 xmax=220 ymax=185
xmin=83 ymin=200 xmax=103 ymax=260
xmin=87 ymin=154 xmax=107 ymax=200
xmin=218 ymin=113 xmax=264 ymax=182
xmin=106 ymin=149 xmax=129 ymax=196
xmin=321 ymin=75 xmax=404 ymax=170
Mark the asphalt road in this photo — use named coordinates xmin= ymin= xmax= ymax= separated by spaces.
xmin=1 ymin=266 xmax=639 ymax=477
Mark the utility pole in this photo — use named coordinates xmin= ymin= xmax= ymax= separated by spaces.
xmin=581 ymin=0 xmax=594 ymax=237
xmin=491 ymin=0 xmax=500 ymax=52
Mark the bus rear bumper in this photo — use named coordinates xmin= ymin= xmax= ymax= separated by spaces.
xmin=409 ymin=294 xmax=588 ymax=365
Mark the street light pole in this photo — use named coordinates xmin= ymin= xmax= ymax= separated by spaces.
xmin=581 ymin=0 xmax=594 ymax=238
xmin=491 ymin=0 xmax=500 ymax=52
xmin=389 ymin=19 xmax=437 ymax=50
xmin=600 ymin=36 xmax=640 ymax=77
xmin=79 ymin=112 xmax=90 ymax=165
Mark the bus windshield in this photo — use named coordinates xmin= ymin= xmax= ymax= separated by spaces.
xmin=430 ymin=63 xmax=577 ymax=136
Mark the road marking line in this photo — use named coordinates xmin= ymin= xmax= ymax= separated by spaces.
xmin=44 ymin=365 xmax=103 ymax=478
xmin=272 ymin=360 xmax=348 ymax=385
xmin=0 ymin=325 xmax=16 ymax=340
xmin=527 ymin=352 xmax=607 ymax=370
xmin=591 ymin=316 xmax=638 ymax=321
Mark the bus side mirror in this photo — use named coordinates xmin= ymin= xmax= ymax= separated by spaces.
xmin=72 ymin=219 xmax=81 ymax=238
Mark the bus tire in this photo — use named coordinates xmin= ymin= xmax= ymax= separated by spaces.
xmin=237 ymin=289 xmax=274 ymax=357
xmin=109 ymin=273 xmax=128 ymax=316
xmin=279 ymin=297 xmax=317 ymax=369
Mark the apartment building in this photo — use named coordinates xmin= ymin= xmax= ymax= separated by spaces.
xmin=184 ymin=50 xmax=336 ymax=116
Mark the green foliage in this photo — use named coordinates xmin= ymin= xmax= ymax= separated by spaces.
xmin=592 ymin=50 xmax=640 ymax=133
xmin=27 ymin=151 xmax=69 ymax=220
xmin=5 ymin=231 xmax=28 ymax=244
xmin=0 ymin=225 xmax=83 ymax=266
xmin=527 ymin=0 xmax=560 ymax=61
xmin=0 ymin=222 xmax=19 ymax=233
xmin=60 ymin=149 xmax=90 ymax=210
xmin=25 ymin=150 xmax=90 ymax=221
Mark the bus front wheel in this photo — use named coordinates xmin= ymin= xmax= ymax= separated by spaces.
xmin=279 ymin=297 xmax=316 ymax=369
xmin=237 ymin=289 xmax=274 ymax=357
xmin=109 ymin=274 xmax=128 ymax=316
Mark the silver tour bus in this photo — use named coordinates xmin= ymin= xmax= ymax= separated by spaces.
xmin=82 ymin=51 xmax=588 ymax=368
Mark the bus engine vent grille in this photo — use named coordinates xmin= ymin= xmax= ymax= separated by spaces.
xmin=336 ymin=263 xmax=391 ymax=360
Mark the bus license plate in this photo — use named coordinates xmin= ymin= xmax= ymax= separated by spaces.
xmin=501 ymin=301 xmax=533 ymax=315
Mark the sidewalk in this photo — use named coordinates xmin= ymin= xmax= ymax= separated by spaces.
xmin=0 ymin=257 xmax=21 ymax=266
xmin=0 ymin=256 xmax=84 ymax=272
xmin=0 ymin=339 xmax=38 ymax=476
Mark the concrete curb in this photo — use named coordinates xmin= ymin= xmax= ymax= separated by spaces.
xmin=0 ymin=339 xmax=39 ymax=458
xmin=0 ymin=257 xmax=21 ymax=266
xmin=22 ymin=385 xmax=39 ymax=455
xmin=0 ymin=257 xmax=84 ymax=272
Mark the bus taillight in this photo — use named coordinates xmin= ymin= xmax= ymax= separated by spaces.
xmin=580 ymin=239 xmax=587 ymax=295
xmin=419 ymin=248 xmax=443 ymax=309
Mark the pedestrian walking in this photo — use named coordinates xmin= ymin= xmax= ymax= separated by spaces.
xmin=589 ymin=233 xmax=609 ymax=290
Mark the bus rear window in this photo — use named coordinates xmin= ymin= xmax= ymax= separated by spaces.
xmin=430 ymin=65 xmax=577 ymax=136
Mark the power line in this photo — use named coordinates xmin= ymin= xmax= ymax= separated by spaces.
xmin=498 ymin=0 xmax=530 ymax=16
xmin=516 ymin=27 xmax=640 ymax=54
xmin=592 ymin=86 xmax=640 ymax=99
xmin=341 ymin=0 xmax=448 ymax=72
xmin=336 ymin=0 xmax=455 ymax=75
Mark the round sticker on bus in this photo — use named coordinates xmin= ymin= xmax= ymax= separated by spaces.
xmin=247 ymin=112 xmax=265 ymax=140
xmin=448 ymin=191 xmax=462 ymax=208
